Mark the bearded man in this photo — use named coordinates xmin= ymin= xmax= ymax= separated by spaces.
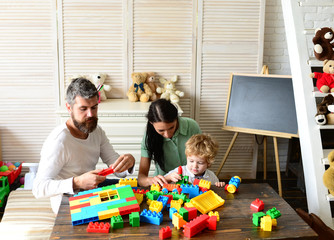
xmin=33 ymin=78 xmax=135 ymax=214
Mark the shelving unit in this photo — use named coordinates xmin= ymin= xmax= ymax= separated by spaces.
xmin=281 ymin=0 xmax=334 ymax=228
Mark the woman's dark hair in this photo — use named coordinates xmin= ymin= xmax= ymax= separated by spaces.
xmin=145 ymin=99 xmax=178 ymax=171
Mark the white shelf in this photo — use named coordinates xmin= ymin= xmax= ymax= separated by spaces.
xmin=308 ymin=59 xmax=323 ymax=68
xmin=326 ymin=194 xmax=334 ymax=201
xmin=313 ymin=88 xmax=327 ymax=98
xmin=318 ymin=125 xmax=334 ymax=130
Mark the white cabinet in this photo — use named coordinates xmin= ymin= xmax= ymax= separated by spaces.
xmin=56 ymin=99 xmax=153 ymax=177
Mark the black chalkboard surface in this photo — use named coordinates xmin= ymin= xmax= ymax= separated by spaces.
xmin=223 ymin=73 xmax=298 ymax=138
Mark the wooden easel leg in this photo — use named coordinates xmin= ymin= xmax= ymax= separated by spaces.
xmin=263 ymin=136 xmax=267 ymax=180
xmin=216 ymin=132 xmax=239 ymax=176
xmin=273 ymin=137 xmax=282 ymax=197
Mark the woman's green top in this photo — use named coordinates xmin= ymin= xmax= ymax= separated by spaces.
xmin=141 ymin=117 xmax=201 ymax=175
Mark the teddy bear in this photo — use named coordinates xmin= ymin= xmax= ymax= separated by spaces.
xmin=127 ymin=72 xmax=152 ymax=102
xmin=315 ymin=93 xmax=334 ymax=125
xmin=90 ymin=73 xmax=112 ymax=102
xmin=145 ymin=72 xmax=160 ymax=101
xmin=323 ymin=150 xmax=334 ymax=195
xmin=310 ymin=60 xmax=334 ymax=93
xmin=156 ymin=75 xmax=184 ymax=103
xmin=313 ymin=27 xmax=334 ymax=61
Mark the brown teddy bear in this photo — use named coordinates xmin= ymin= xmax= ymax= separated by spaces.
xmin=323 ymin=150 xmax=334 ymax=195
xmin=310 ymin=60 xmax=334 ymax=93
xmin=313 ymin=27 xmax=334 ymax=61
xmin=127 ymin=72 xmax=152 ymax=102
xmin=315 ymin=94 xmax=334 ymax=125
xmin=145 ymin=72 xmax=160 ymax=101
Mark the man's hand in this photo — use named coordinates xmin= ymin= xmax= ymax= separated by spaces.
xmin=73 ymin=169 xmax=106 ymax=191
xmin=112 ymin=154 xmax=135 ymax=173
xmin=165 ymin=172 xmax=181 ymax=183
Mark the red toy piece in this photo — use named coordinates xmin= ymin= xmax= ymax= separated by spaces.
xmin=178 ymin=166 xmax=183 ymax=175
xmin=250 ymin=198 xmax=264 ymax=212
xmin=86 ymin=221 xmax=110 ymax=233
xmin=184 ymin=207 xmax=198 ymax=221
xmin=183 ymin=214 xmax=209 ymax=238
xmin=159 ymin=226 xmax=172 ymax=239
xmin=98 ymin=166 xmax=114 ymax=176
xmin=207 ymin=216 xmax=217 ymax=230
xmin=193 ymin=178 xmax=200 ymax=186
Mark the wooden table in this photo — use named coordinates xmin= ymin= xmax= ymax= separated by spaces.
xmin=50 ymin=183 xmax=317 ymax=239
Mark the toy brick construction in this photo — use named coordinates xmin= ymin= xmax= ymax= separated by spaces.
xmin=69 ymin=184 xmax=140 ymax=226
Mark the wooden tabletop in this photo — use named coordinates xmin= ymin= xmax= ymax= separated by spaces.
xmin=50 ymin=183 xmax=317 ymax=240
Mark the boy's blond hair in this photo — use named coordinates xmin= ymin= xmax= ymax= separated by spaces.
xmin=185 ymin=134 xmax=219 ymax=167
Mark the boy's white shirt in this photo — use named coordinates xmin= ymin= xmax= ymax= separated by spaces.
xmin=164 ymin=165 xmax=219 ymax=184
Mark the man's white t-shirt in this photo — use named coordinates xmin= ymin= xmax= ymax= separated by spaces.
xmin=32 ymin=123 xmax=132 ymax=214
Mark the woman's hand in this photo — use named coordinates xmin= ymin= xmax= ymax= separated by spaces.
xmin=149 ymin=175 xmax=168 ymax=186
xmin=164 ymin=172 xmax=181 ymax=183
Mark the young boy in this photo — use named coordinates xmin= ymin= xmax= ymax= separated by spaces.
xmin=164 ymin=134 xmax=225 ymax=187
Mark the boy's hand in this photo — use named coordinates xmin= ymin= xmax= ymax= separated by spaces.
xmin=215 ymin=181 xmax=226 ymax=188
xmin=165 ymin=172 xmax=182 ymax=183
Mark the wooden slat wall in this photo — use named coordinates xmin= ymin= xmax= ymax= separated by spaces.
xmin=58 ymin=0 xmax=126 ymax=102
xmin=0 ymin=1 xmax=57 ymax=164
xmin=131 ymin=0 xmax=196 ymax=116
xmin=196 ymin=0 xmax=265 ymax=178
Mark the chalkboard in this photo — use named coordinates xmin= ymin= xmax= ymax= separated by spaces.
xmin=223 ymin=73 xmax=298 ymax=138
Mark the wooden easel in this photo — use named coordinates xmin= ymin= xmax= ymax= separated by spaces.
xmin=216 ymin=66 xmax=286 ymax=197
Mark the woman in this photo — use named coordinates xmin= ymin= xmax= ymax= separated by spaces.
xmin=138 ymin=99 xmax=201 ymax=186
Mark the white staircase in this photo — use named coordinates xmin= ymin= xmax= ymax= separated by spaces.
xmin=281 ymin=0 xmax=334 ymax=228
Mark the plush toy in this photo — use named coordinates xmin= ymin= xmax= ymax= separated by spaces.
xmin=313 ymin=27 xmax=334 ymax=61
xmin=145 ymin=72 xmax=160 ymax=101
xmin=323 ymin=150 xmax=334 ymax=195
xmin=90 ymin=74 xmax=112 ymax=102
xmin=310 ymin=60 xmax=334 ymax=93
xmin=315 ymin=93 xmax=334 ymax=125
xmin=127 ymin=72 xmax=152 ymax=102
xmin=156 ymin=75 xmax=184 ymax=104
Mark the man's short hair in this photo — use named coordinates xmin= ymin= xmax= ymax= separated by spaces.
xmin=66 ymin=77 xmax=99 ymax=105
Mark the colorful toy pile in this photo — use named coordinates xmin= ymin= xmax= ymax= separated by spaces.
xmin=0 ymin=161 xmax=22 ymax=185
xmin=251 ymin=198 xmax=281 ymax=232
xmin=69 ymin=174 xmax=225 ymax=238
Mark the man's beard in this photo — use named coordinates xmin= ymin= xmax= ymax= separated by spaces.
xmin=71 ymin=113 xmax=98 ymax=134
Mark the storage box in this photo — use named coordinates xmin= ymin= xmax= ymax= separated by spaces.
xmin=0 ymin=164 xmax=22 ymax=185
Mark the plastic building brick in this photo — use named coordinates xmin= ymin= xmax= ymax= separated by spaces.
xmin=226 ymin=176 xmax=241 ymax=193
xmin=149 ymin=200 xmax=163 ymax=213
xmin=119 ymin=178 xmax=137 ymax=187
xmin=69 ymin=185 xmax=140 ymax=226
xmin=207 ymin=215 xmax=217 ymax=230
xmin=190 ymin=190 xmax=225 ymax=214
xmin=193 ymin=178 xmax=200 ymax=186
xmin=163 ymin=194 xmax=173 ymax=205
xmin=161 ymin=188 xmax=169 ymax=194
xmin=170 ymin=199 xmax=183 ymax=211
xmin=159 ymin=226 xmax=172 ymax=239
xmin=110 ymin=215 xmax=123 ymax=229
xmin=169 ymin=207 xmax=178 ymax=220
xmin=151 ymin=184 xmax=161 ymax=192
xmin=260 ymin=215 xmax=277 ymax=231
xmin=98 ymin=166 xmax=114 ymax=176
xmin=183 ymin=214 xmax=209 ymax=238
xmin=172 ymin=212 xmax=187 ymax=229
xmin=250 ymin=198 xmax=264 ymax=212
xmin=266 ymin=207 xmax=281 ymax=219
xmin=170 ymin=192 xmax=187 ymax=202
xmin=252 ymin=212 xmax=266 ymax=226
xmin=162 ymin=184 xmax=180 ymax=192
xmin=180 ymin=184 xmax=200 ymax=199
xmin=184 ymin=207 xmax=197 ymax=221
xmin=134 ymin=192 xmax=143 ymax=205
xmin=140 ymin=209 xmax=163 ymax=225
xmin=208 ymin=211 xmax=220 ymax=221
xmin=129 ymin=212 xmax=140 ymax=227
xmin=0 ymin=176 xmax=10 ymax=208
xmin=157 ymin=195 xmax=168 ymax=209
xmin=179 ymin=207 xmax=188 ymax=221
xmin=86 ymin=221 xmax=110 ymax=233
xmin=146 ymin=190 xmax=162 ymax=200
xmin=198 ymin=179 xmax=211 ymax=190
xmin=178 ymin=166 xmax=183 ymax=175
xmin=184 ymin=202 xmax=195 ymax=208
